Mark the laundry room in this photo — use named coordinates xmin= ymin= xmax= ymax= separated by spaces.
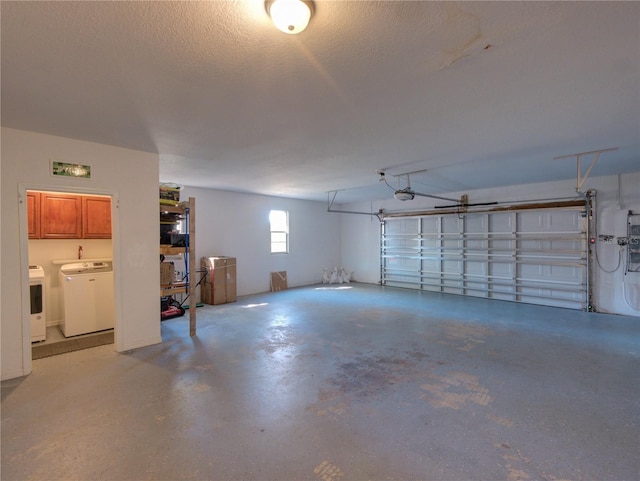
xmin=28 ymin=190 xmax=114 ymax=351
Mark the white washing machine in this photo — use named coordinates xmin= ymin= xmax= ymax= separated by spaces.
xmin=59 ymin=261 xmax=114 ymax=337
xmin=29 ymin=265 xmax=47 ymax=342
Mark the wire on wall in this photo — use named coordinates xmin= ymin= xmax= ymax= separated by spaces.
xmin=595 ymin=244 xmax=622 ymax=274
xmin=622 ymin=278 xmax=640 ymax=311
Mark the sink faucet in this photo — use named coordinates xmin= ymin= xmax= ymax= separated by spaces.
xmin=78 ymin=245 xmax=83 ymax=260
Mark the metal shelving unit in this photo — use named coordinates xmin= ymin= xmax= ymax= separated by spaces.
xmin=160 ymin=197 xmax=197 ymax=335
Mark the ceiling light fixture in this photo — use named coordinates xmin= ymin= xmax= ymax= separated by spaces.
xmin=266 ymin=0 xmax=314 ymax=34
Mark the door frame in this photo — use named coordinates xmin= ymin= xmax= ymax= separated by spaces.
xmin=18 ymin=183 xmax=121 ymax=375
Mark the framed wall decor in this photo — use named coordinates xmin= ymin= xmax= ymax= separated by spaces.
xmin=51 ymin=160 xmax=92 ymax=179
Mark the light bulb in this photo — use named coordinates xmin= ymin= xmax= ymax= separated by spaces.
xmin=268 ymin=0 xmax=312 ymax=35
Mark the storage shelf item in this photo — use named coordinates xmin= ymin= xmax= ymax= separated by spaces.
xmin=159 ymin=184 xmax=181 ymax=206
xmin=160 ymin=245 xmax=186 ymax=256
xmin=201 ymin=257 xmax=237 ymax=305
xmin=160 ymin=282 xmax=187 ymax=296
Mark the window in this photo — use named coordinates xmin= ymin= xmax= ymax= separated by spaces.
xmin=269 ymin=210 xmax=288 ymax=254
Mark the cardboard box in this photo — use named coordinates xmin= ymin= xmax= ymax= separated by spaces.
xmin=270 ymin=271 xmax=288 ymax=291
xmin=201 ymin=257 xmax=236 ymax=305
xmin=160 ymin=261 xmax=175 ymax=286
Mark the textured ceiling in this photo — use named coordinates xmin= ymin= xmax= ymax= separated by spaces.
xmin=2 ymin=1 xmax=639 ymax=203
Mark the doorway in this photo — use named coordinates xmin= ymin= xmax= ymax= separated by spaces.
xmin=25 ymin=188 xmax=116 ymax=359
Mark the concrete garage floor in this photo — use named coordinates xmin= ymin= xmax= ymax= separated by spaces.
xmin=2 ymin=283 xmax=639 ymax=481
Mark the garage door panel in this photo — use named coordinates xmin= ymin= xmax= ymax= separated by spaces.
xmin=549 ymin=211 xmax=582 ymax=230
xmin=396 ymin=257 xmax=420 ymax=270
xmin=490 ymin=261 xmax=514 ymax=278
xmin=519 ymin=210 xmax=582 ymax=232
xmin=421 ymin=217 xmax=439 ymax=230
xmin=489 ymin=212 xmax=513 ymax=230
xmin=519 ymin=263 xmax=545 ymax=278
xmin=465 ymin=214 xmax=486 ymax=232
xmin=422 ymin=259 xmax=440 ymax=272
xmin=442 ymin=216 xmax=461 ymax=232
xmin=491 ymin=239 xmax=514 ymax=250
xmin=548 ymin=265 xmax=584 ymax=283
xmin=423 ymin=238 xmax=439 ymax=249
xmin=442 ymin=261 xmax=462 ymax=276
xmin=386 ymin=219 xmax=419 ymax=234
xmin=465 ymin=260 xmax=486 ymax=275
xmin=382 ymin=205 xmax=587 ymax=310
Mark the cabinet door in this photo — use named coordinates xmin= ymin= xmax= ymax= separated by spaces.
xmin=40 ymin=193 xmax=82 ymax=239
xmin=27 ymin=191 xmax=41 ymax=239
xmin=82 ymin=196 xmax=112 ymax=239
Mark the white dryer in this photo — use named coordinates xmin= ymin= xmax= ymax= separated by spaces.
xmin=59 ymin=261 xmax=114 ymax=337
xmin=29 ymin=265 xmax=46 ymax=342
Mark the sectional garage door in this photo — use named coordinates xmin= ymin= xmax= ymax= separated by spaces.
xmin=381 ymin=203 xmax=589 ymax=310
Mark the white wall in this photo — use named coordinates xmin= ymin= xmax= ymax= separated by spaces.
xmin=180 ymin=186 xmax=342 ymax=296
xmin=591 ymin=173 xmax=640 ymax=316
xmin=1 ymin=128 xmax=161 ymax=380
xmin=341 ymin=172 xmax=640 ymax=317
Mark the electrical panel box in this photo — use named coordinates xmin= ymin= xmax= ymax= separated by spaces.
xmin=628 ymin=221 xmax=640 ymax=272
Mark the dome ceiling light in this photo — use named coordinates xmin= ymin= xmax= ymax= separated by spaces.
xmin=265 ymin=0 xmax=314 ymax=34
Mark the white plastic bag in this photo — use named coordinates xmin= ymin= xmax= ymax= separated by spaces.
xmin=322 ymin=268 xmax=331 ymax=284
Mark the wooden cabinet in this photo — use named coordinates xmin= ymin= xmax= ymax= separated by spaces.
xmin=82 ymin=196 xmax=111 ymax=239
xmin=28 ymin=191 xmax=111 ymax=239
xmin=40 ymin=193 xmax=82 ymax=239
xmin=27 ymin=191 xmax=41 ymax=239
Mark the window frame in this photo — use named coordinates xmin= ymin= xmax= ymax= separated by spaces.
xmin=269 ymin=209 xmax=289 ymax=254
